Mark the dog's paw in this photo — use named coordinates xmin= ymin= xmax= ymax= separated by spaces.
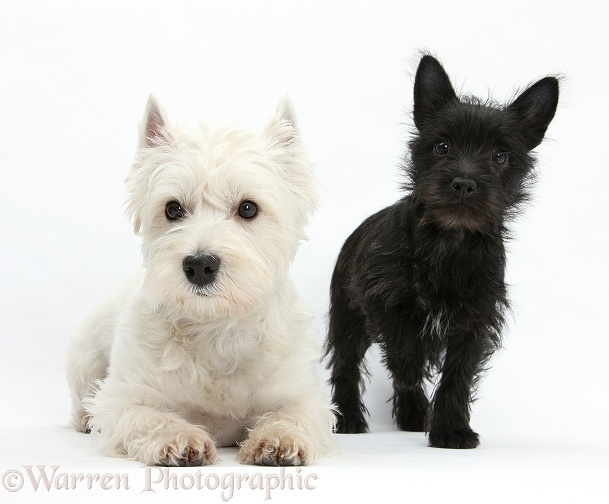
xmin=73 ymin=409 xmax=92 ymax=434
xmin=238 ymin=433 xmax=309 ymax=466
xmin=393 ymin=389 xmax=429 ymax=432
xmin=428 ymin=427 xmax=480 ymax=449
xmin=335 ymin=413 xmax=369 ymax=434
xmin=132 ymin=427 xmax=219 ymax=466
xmin=158 ymin=442 xmax=216 ymax=467
xmin=396 ymin=414 xmax=426 ymax=432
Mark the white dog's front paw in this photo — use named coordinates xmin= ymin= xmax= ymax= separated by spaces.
xmin=238 ymin=431 xmax=310 ymax=466
xmin=130 ymin=426 xmax=219 ymax=467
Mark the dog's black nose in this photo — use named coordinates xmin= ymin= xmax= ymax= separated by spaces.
xmin=452 ymin=177 xmax=477 ymax=199
xmin=183 ymin=254 xmax=221 ymax=287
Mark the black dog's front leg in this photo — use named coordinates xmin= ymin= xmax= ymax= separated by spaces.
xmin=381 ymin=318 xmax=430 ymax=432
xmin=427 ymin=332 xmax=491 ymax=449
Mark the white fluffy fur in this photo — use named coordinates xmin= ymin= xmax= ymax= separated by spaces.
xmin=66 ymin=96 xmax=336 ymax=466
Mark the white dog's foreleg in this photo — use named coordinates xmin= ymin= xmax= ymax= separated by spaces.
xmin=86 ymin=383 xmax=218 ymax=466
xmin=238 ymin=395 xmax=336 ymax=466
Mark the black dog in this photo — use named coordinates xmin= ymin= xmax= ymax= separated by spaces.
xmin=325 ymin=55 xmax=559 ymax=448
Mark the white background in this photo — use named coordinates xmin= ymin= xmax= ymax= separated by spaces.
xmin=1 ymin=1 xmax=607 ymax=502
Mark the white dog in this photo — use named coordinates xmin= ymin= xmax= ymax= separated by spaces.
xmin=66 ymin=96 xmax=336 ymax=466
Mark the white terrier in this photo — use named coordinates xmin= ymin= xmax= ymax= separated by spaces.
xmin=66 ymin=96 xmax=336 ymax=466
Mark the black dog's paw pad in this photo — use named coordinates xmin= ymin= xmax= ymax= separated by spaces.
xmin=335 ymin=415 xmax=369 ymax=434
xmin=429 ymin=428 xmax=480 ymax=449
xmin=396 ymin=415 xmax=426 ymax=432
xmin=393 ymin=389 xmax=429 ymax=432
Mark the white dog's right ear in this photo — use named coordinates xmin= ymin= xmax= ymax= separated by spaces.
xmin=138 ymin=95 xmax=170 ymax=148
xmin=128 ymin=96 xmax=170 ymax=235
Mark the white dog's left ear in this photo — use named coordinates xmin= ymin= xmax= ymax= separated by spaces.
xmin=263 ymin=96 xmax=319 ymax=230
xmin=263 ymin=95 xmax=301 ymax=150
xmin=139 ymin=95 xmax=171 ymax=148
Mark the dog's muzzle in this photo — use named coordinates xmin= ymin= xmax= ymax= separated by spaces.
xmin=183 ymin=254 xmax=221 ymax=287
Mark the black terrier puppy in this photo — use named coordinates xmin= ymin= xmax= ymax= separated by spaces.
xmin=325 ymin=55 xmax=559 ymax=448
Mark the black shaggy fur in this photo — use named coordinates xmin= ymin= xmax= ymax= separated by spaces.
xmin=325 ymin=55 xmax=559 ymax=448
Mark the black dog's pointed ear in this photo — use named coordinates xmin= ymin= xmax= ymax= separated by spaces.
xmin=413 ymin=55 xmax=458 ymax=130
xmin=507 ymin=77 xmax=559 ymax=150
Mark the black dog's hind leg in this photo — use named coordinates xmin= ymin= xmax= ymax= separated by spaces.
xmin=326 ymin=282 xmax=372 ymax=434
xmin=380 ymin=317 xmax=429 ymax=432
xmin=427 ymin=332 xmax=492 ymax=448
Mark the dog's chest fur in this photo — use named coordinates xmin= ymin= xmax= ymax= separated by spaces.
xmin=159 ymin=319 xmax=265 ymax=413
xmin=412 ymin=232 xmax=506 ymax=341
xmin=345 ymin=198 xmax=508 ymax=345
xmin=162 ymin=318 xmax=259 ymax=376
xmin=115 ymin=303 xmax=277 ymax=424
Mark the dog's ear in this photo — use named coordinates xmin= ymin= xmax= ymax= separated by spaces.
xmin=263 ymin=96 xmax=319 ymax=231
xmin=263 ymin=94 xmax=301 ymax=148
xmin=413 ymin=55 xmax=458 ymax=130
xmin=139 ymin=95 xmax=170 ymax=148
xmin=128 ymin=96 xmax=170 ymax=234
xmin=507 ymin=77 xmax=559 ymax=150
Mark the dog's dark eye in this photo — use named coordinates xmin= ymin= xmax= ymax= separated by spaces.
xmin=491 ymin=152 xmax=508 ymax=166
xmin=435 ymin=142 xmax=450 ymax=155
xmin=238 ymin=200 xmax=258 ymax=220
xmin=165 ymin=201 xmax=184 ymax=221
